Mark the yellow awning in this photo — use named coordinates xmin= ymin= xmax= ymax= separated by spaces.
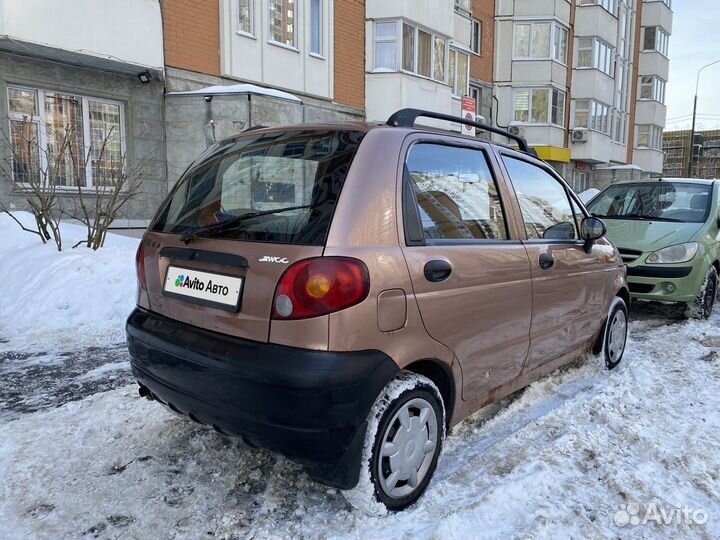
xmin=533 ymin=146 xmax=571 ymax=163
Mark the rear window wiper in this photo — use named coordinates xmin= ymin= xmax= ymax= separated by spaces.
xmin=179 ymin=204 xmax=313 ymax=243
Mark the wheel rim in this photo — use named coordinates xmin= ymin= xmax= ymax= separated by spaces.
xmin=377 ymin=397 xmax=438 ymax=499
xmin=607 ymin=308 xmax=627 ymax=364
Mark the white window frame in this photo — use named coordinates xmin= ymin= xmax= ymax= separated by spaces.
xmin=373 ymin=21 xmax=398 ymax=70
xmin=639 ymin=75 xmax=666 ymax=103
xmin=643 ymin=26 xmax=669 ymax=56
xmin=576 ymin=37 xmax=614 ymax=76
xmin=449 ymin=48 xmax=470 ymax=97
xmin=572 ymin=170 xmax=589 ymax=192
xmin=374 ymin=20 xmax=448 ymax=83
xmin=574 ymin=99 xmax=611 ymax=135
xmin=309 ymin=0 xmax=322 ymax=56
xmin=636 ymin=125 xmax=663 ymax=150
xmin=7 ymin=84 xmax=127 ymax=190
xmin=577 ymin=0 xmax=618 ymax=17
xmin=513 ymin=87 xmax=566 ymax=126
xmin=513 ymin=21 xmax=569 ymax=64
xmin=237 ymin=0 xmax=254 ymax=37
xmin=471 ymin=18 xmax=482 ymax=55
xmin=268 ymin=0 xmax=297 ymax=50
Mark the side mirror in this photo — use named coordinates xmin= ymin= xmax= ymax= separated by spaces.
xmin=581 ymin=216 xmax=607 ymax=253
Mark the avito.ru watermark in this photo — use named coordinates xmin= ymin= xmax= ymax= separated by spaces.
xmin=614 ymin=502 xmax=709 ymax=527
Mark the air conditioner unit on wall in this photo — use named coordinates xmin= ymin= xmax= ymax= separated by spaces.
xmin=572 ymin=128 xmax=589 ymax=143
xmin=508 ymin=123 xmax=525 ymax=138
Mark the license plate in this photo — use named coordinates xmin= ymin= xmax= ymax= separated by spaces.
xmin=163 ymin=265 xmax=243 ymax=312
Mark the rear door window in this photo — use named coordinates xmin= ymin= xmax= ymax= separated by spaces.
xmin=151 ymin=130 xmax=364 ymax=245
xmin=501 ymin=155 xmax=578 ymax=241
xmin=405 ymin=143 xmax=508 ymax=241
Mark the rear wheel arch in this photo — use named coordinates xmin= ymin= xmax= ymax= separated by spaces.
xmin=403 ymin=359 xmax=455 ymax=429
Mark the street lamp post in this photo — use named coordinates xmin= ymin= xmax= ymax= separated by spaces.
xmin=687 ymin=59 xmax=720 ymax=177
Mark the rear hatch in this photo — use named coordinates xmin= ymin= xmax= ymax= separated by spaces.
xmin=139 ymin=128 xmax=365 ymax=343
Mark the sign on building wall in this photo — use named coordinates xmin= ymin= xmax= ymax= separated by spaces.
xmin=461 ymin=96 xmax=477 ymax=137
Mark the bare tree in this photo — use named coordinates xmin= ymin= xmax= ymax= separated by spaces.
xmin=0 ymin=118 xmax=145 ymax=251
xmin=64 ymin=126 xmax=145 ymax=250
xmin=0 ymin=118 xmax=64 ymax=250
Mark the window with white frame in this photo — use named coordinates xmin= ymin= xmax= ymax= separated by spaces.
xmin=577 ymin=37 xmax=614 ymax=76
xmin=613 ymin=110 xmax=628 ymax=144
xmin=648 ymin=0 xmax=672 ymax=8
xmin=573 ymin=170 xmax=589 ymax=192
xmin=471 ymin=19 xmax=481 ymax=55
xmin=577 ymin=0 xmax=617 ymax=16
xmin=238 ymin=0 xmax=253 ymax=35
xmin=376 ymin=21 xmax=447 ymax=82
xmin=639 ymin=76 xmax=666 ymax=103
xmin=470 ymin=85 xmax=483 ymax=115
xmin=513 ymin=88 xmax=566 ymax=125
xmin=636 ymin=125 xmax=663 ymax=150
xmin=449 ymin=49 xmax=469 ymax=96
xmin=269 ymin=0 xmax=296 ymax=47
xmin=375 ymin=22 xmax=398 ymax=69
xmin=574 ymin=99 xmax=611 ymax=134
xmin=310 ymin=0 xmax=322 ymax=54
xmin=643 ymin=26 xmax=669 ymax=56
xmin=7 ymin=85 xmax=125 ymax=187
xmin=514 ymin=22 xmax=568 ymax=63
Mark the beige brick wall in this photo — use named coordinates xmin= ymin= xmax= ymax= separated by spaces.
xmin=163 ymin=0 xmax=221 ymax=77
xmin=334 ymin=0 xmax=365 ymax=109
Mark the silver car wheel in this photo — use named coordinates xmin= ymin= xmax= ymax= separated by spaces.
xmin=377 ymin=397 xmax=438 ymax=499
xmin=607 ymin=308 xmax=627 ymax=363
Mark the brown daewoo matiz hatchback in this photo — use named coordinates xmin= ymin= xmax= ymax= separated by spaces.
xmin=127 ymin=109 xmax=629 ymax=514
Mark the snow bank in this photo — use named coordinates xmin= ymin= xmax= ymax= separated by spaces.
xmin=0 ymin=212 xmax=139 ymax=351
xmin=579 ymin=188 xmax=600 ymax=203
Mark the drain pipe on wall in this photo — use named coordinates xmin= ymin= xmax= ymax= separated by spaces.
xmin=204 ymin=95 xmax=216 ymax=147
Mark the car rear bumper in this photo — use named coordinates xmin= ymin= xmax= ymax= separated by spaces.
xmin=126 ymin=307 xmax=399 ymax=489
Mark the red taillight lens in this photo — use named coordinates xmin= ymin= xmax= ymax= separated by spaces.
xmin=272 ymin=257 xmax=370 ymax=320
xmin=135 ymin=243 xmax=147 ymax=291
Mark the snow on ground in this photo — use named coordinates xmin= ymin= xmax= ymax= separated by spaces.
xmin=0 ymin=212 xmax=139 ymax=352
xmin=1 ymin=213 xmax=720 ymax=539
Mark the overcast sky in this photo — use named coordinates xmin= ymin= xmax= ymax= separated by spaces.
xmin=665 ymin=0 xmax=720 ymax=131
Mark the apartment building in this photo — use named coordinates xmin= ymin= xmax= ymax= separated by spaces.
xmin=0 ymin=0 xmax=167 ymax=222
xmin=364 ymin=0 xmax=494 ymax=127
xmin=493 ymin=0 xmax=672 ymax=191
xmin=161 ymin=0 xmax=367 ymax=180
xmin=663 ymin=129 xmax=720 ymax=179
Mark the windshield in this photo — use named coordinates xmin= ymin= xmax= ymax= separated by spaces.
xmin=151 ymin=130 xmax=365 ymax=245
xmin=587 ymin=182 xmax=713 ymax=223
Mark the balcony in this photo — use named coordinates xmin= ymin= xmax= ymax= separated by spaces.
xmin=366 ymin=71 xmax=453 ymax=123
xmin=570 ymin=129 xmax=616 ymax=164
xmin=633 ymin=147 xmax=665 ymax=174
xmin=572 ymin=69 xmax=615 ymax=105
xmin=0 ymin=0 xmax=163 ymax=75
xmin=635 ymin=100 xmax=668 ymax=127
xmin=366 ymin=0 xmax=454 ymax=37
xmin=574 ymin=5 xmax=618 ymax=47
xmin=638 ymin=50 xmax=670 ymax=80
xmin=641 ymin=1 xmax=673 ymax=34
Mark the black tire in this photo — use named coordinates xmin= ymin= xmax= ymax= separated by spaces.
xmin=604 ymin=297 xmax=628 ymax=370
xmin=685 ymin=267 xmax=718 ymax=320
xmin=342 ymin=372 xmax=445 ymax=515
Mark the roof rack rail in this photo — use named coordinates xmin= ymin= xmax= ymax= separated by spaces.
xmin=386 ymin=108 xmax=533 ymax=154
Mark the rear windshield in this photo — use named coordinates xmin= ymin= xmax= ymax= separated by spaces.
xmin=587 ymin=182 xmax=713 ymax=223
xmin=151 ymin=130 xmax=365 ymax=245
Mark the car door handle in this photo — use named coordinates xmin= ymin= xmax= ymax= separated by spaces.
xmin=424 ymin=260 xmax=452 ymax=282
xmin=539 ymin=253 xmax=555 ymax=270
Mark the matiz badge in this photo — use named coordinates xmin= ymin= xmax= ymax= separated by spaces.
xmin=258 ymin=256 xmax=289 ymax=264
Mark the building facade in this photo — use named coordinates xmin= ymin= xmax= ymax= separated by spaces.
xmin=0 ymin=0 xmax=674 ymax=226
xmin=493 ymin=0 xmax=672 ymax=191
xmin=0 ymin=0 xmax=167 ymax=225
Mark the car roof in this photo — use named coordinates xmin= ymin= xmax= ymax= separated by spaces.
xmin=217 ymin=121 xmax=537 ymax=158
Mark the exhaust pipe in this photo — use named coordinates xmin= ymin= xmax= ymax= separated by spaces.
xmin=138 ymin=384 xmax=154 ymax=401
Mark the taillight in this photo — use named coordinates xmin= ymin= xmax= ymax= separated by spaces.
xmin=272 ymin=257 xmax=370 ymax=320
xmin=135 ymin=243 xmax=147 ymax=291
